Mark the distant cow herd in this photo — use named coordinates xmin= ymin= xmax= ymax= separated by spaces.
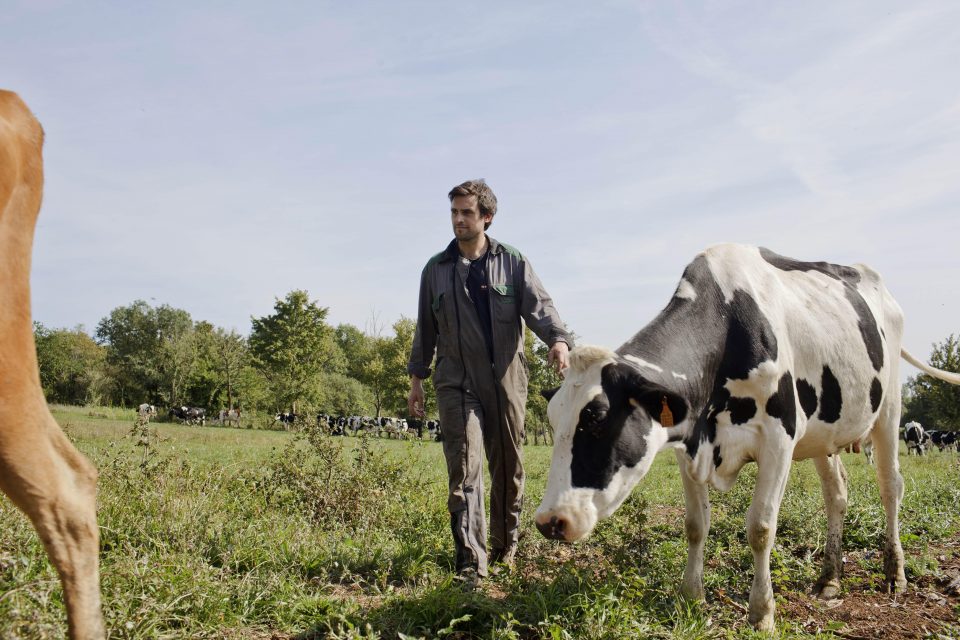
xmin=149 ymin=404 xmax=442 ymax=440
xmin=903 ymin=421 xmax=959 ymax=455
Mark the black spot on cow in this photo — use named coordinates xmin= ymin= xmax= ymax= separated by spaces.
xmin=687 ymin=290 xmax=779 ymax=458
xmin=796 ymin=378 xmax=818 ymax=419
xmin=870 ymin=378 xmax=883 ymax=413
xmin=569 ymin=362 xmax=687 ymax=490
xmin=765 ymin=372 xmax=797 ymax=438
xmin=759 ymin=247 xmax=861 ymax=285
xmin=818 ymin=366 xmax=842 ymax=423
xmin=713 ymin=446 xmax=723 ymax=469
xmin=843 ymin=284 xmax=884 ymax=371
xmin=760 ymin=247 xmax=883 ymax=372
xmin=728 ymin=397 xmax=757 ymax=425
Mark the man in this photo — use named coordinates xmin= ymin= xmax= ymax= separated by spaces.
xmin=408 ymin=179 xmax=574 ymax=586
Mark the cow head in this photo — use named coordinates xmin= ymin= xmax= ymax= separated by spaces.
xmin=535 ymin=345 xmax=687 ymax=542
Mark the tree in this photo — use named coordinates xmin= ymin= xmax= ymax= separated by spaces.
xmin=903 ymin=334 xmax=960 ymax=428
xmin=34 ymin=323 xmax=109 ymax=405
xmin=94 ymin=301 xmax=193 ymax=406
xmin=524 ymin=327 xmax=565 ymax=445
xmin=335 ymin=323 xmax=372 ymax=382
xmin=315 ymin=372 xmax=372 ymax=416
xmin=249 ymin=290 xmax=344 ymax=412
xmin=212 ymin=328 xmax=248 ymax=410
xmin=381 ymin=316 xmax=431 ymax=417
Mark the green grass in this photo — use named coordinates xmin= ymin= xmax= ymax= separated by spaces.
xmin=1 ymin=406 xmax=958 ymax=639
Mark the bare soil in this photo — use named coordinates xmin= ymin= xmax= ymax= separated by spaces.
xmin=778 ymin=538 xmax=960 ymax=639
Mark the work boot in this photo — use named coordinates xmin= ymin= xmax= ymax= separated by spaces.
xmin=454 ymin=566 xmax=481 ymax=592
xmin=490 ymin=545 xmax=517 ymax=572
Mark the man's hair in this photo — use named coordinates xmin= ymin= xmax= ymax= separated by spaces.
xmin=448 ymin=179 xmax=497 ymax=230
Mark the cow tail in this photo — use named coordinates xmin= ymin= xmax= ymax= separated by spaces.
xmin=901 ymin=348 xmax=960 ymax=385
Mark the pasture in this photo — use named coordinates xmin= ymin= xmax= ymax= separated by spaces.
xmin=1 ymin=406 xmax=958 ymax=639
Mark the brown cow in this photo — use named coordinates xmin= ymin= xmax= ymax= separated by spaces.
xmin=0 ymin=90 xmax=105 ymax=639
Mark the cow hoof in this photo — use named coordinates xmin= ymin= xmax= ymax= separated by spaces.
xmin=680 ymin=582 xmax=705 ymax=601
xmin=885 ymin=576 xmax=907 ymax=593
xmin=749 ymin=612 xmax=775 ymax=633
xmin=812 ymin=579 xmax=841 ymax=600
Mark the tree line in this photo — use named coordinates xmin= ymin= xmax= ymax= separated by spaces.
xmin=33 ymin=290 xmax=563 ymax=435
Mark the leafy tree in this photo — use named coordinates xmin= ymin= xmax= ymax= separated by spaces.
xmin=34 ymin=323 xmax=109 ymax=405
xmin=212 ymin=328 xmax=249 ymax=410
xmin=94 ymin=301 xmax=193 ymax=406
xmin=524 ymin=327 xmax=564 ymax=445
xmin=315 ymin=372 xmax=372 ymax=416
xmin=157 ymin=323 xmax=197 ymax=407
xmin=335 ymin=323 xmax=372 ymax=382
xmin=249 ymin=290 xmax=344 ymax=412
xmin=902 ymin=334 xmax=960 ymax=428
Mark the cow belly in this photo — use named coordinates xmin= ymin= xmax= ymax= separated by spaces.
xmin=792 ymin=414 xmax=875 ymax=460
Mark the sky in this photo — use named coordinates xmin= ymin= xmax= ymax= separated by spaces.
xmin=4 ymin=1 xmax=959 ymax=379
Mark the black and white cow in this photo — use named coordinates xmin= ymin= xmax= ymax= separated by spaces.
xmin=137 ymin=403 xmax=157 ymax=421
xmin=534 ymin=244 xmax=960 ymax=631
xmin=903 ymin=421 xmax=928 ymax=455
xmin=169 ymin=406 xmax=205 ymax=425
xmin=929 ymin=429 xmax=958 ymax=452
xmin=217 ymin=408 xmax=241 ymax=427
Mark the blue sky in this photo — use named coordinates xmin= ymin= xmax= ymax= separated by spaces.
xmin=5 ymin=1 xmax=959 ymax=375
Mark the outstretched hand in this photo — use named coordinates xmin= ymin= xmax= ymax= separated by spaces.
xmin=547 ymin=342 xmax=570 ymax=375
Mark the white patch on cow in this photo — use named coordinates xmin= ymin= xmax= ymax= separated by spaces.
xmin=623 ymin=354 xmax=663 ymax=373
xmin=675 ymin=278 xmax=697 ymax=300
xmin=672 ymin=371 xmax=688 ymax=381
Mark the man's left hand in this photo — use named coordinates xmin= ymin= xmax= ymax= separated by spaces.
xmin=547 ymin=341 xmax=570 ymax=375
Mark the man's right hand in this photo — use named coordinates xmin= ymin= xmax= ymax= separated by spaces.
xmin=408 ymin=376 xmax=426 ymax=417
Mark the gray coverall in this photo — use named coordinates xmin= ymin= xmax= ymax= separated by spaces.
xmin=408 ymin=236 xmax=573 ymax=576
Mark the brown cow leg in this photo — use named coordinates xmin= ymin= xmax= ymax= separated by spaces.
xmin=0 ymin=413 xmax=104 ymax=640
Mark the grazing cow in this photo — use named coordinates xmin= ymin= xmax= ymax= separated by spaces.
xmin=534 ymin=244 xmax=960 ymax=631
xmin=217 ymin=408 xmax=241 ymax=427
xmin=427 ymin=419 xmax=443 ymax=442
xmin=930 ymin=429 xmax=958 ymax=452
xmin=0 ymin=90 xmax=105 ymax=638
xmin=903 ymin=421 xmax=928 ymax=455
xmin=275 ymin=411 xmax=297 ymax=427
xmin=170 ymin=406 xmax=206 ymax=426
xmin=137 ymin=403 xmax=157 ymax=421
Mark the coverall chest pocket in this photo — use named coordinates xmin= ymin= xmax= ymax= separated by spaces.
xmin=432 ymin=288 xmax=452 ymax=332
xmin=490 ymin=283 xmax=518 ymax=325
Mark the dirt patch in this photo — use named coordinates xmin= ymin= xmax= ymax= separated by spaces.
xmin=778 ymin=539 xmax=960 ymax=639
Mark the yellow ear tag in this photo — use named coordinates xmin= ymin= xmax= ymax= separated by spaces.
xmin=660 ymin=396 xmax=674 ymax=427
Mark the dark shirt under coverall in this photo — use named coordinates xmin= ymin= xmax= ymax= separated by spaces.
xmin=408 ymin=236 xmax=573 ymax=576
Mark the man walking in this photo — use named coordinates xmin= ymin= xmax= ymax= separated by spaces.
xmin=407 ymin=179 xmax=574 ymax=586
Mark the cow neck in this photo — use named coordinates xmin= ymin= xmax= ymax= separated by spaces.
xmin=615 ymin=293 xmax=726 ymax=423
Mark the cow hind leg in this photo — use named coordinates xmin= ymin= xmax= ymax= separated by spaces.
xmin=870 ymin=409 xmax=907 ymax=593
xmin=746 ymin=441 xmax=794 ymax=632
xmin=0 ymin=413 xmax=104 ymax=640
xmin=812 ymin=454 xmax=847 ymax=599
xmin=676 ymin=449 xmax=710 ymax=600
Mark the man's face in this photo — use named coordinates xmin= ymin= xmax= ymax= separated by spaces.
xmin=451 ymin=195 xmax=492 ymax=242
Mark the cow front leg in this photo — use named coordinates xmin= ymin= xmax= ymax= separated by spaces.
xmin=676 ymin=449 xmax=710 ymax=600
xmin=812 ymin=454 xmax=847 ymax=599
xmin=746 ymin=448 xmax=792 ymax=632
xmin=0 ymin=416 xmax=105 ymax=639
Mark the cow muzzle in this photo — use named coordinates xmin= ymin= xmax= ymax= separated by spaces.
xmin=536 ymin=514 xmax=568 ymax=541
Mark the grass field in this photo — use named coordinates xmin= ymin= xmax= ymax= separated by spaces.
xmin=1 ymin=406 xmax=958 ymax=639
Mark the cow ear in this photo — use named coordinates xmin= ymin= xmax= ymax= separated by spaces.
xmin=617 ymin=363 xmax=688 ymax=425
xmin=541 ymin=386 xmax=560 ymax=402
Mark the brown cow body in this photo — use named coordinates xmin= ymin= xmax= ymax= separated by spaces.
xmin=0 ymin=90 xmax=105 ymax=639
